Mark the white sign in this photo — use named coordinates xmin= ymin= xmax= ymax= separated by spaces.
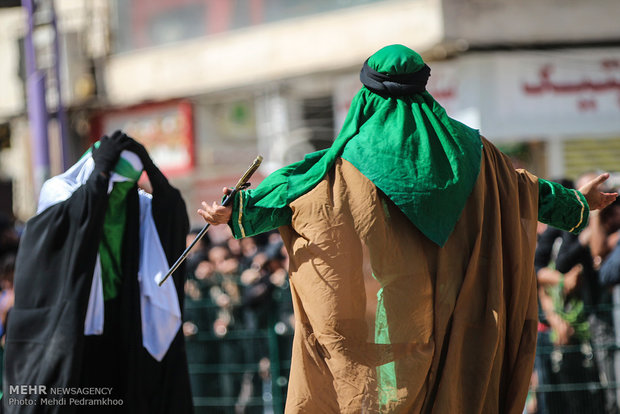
xmin=490 ymin=49 xmax=620 ymax=137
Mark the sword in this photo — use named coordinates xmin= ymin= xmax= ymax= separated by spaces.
xmin=158 ymin=155 xmax=263 ymax=286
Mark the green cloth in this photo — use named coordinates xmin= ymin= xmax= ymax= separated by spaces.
xmin=549 ymin=285 xmax=590 ymax=342
xmin=538 ymin=178 xmax=589 ymax=233
xmin=99 ymin=181 xmax=133 ymax=301
xmin=229 ymin=46 xmax=589 ymax=242
xmin=88 ymin=144 xmax=143 ymax=301
xmin=231 ymin=45 xmax=482 ymax=246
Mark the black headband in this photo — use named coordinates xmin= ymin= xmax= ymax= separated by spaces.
xmin=359 ymin=59 xmax=431 ymax=97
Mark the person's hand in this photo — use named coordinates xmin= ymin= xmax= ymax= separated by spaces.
xmin=550 ymin=315 xmax=574 ymax=346
xmin=125 ymin=136 xmax=153 ymax=168
xmin=579 ymin=173 xmax=618 ymax=211
xmin=92 ymin=130 xmax=131 ymax=175
xmin=555 ymin=319 xmax=574 ymax=346
xmin=197 ymin=187 xmax=233 ymax=225
xmin=563 ymin=264 xmax=582 ymax=295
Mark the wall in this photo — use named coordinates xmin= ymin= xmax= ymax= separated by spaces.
xmin=103 ymin=0 xmax=444 ymax=106
xmin=442 ymin=0 xmax=620 ymax=46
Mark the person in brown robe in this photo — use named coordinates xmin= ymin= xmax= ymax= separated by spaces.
xmin=198 ymin=45 xmax=617 ymax=413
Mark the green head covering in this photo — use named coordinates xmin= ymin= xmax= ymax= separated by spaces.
xmin=246 ymin=44 xmax=482 ymax=246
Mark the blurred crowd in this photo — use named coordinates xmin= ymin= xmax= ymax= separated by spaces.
xmin=181 ymin=226 xmax=294 ymax=412
xmin=183 ymin=227 xmax=294 ymax=339
xmin=528 ymin=172 xmax=620 ymax=414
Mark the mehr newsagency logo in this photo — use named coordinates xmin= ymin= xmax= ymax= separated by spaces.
xmin=6 ymin=385 xmax=123 ymax=407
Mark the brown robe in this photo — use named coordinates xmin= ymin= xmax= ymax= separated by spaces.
xmin=279 ymin=137 xmax=539 ymax=413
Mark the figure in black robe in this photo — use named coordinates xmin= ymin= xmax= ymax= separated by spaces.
xmin=3 ymin=132 xmax=193 ymax=413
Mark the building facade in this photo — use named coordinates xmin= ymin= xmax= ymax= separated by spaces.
xmin=0 ymin=0 xmax=619 ymax=225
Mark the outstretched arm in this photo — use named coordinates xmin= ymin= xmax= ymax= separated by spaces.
xmin=197 ymin=186 xmax=292 ymax=239
xmin=537 ymin=173 xmax=618 ymax=234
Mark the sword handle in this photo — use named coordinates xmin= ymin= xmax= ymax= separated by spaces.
xmin=158 ymin=156 xmax=263 ymax=287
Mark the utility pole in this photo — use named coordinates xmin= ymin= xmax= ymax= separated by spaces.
xmin=22 ymin=0 xmax=50 ymax=199
xmin=21 ymin=0 xmax=70 ymax=199
xmin=50 ymin=2 xmax=70 ymax=171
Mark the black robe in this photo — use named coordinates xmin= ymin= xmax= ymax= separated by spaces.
xmin=3 ymin=167 xmax=193 ymax=414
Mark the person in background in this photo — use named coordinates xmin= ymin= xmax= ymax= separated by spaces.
xmin=592 ymin=194 xmax=620 ymax=414
xmin=561 ymin=174 xmax=620 ymax=414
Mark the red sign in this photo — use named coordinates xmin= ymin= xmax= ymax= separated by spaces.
xmin=93 ymin=100 xmax=195 ymax=176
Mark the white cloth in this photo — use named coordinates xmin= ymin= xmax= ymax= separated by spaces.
xmin=84 ymin=256 xmax=104 ymax=335
xmin=138 ymin=192 xmax=182 ymax=361
xmin=37 ymin=149 xmax=181 ymax=361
